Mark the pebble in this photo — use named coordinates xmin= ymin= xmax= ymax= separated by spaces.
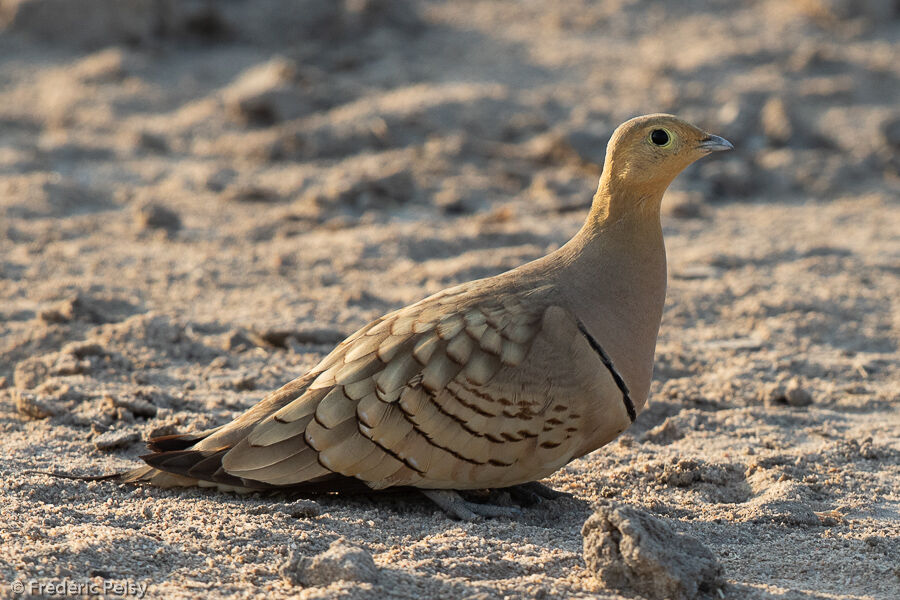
xmin=135 ymin=203 xmax=182 ymax=234
xmin=93 ymin=429 xmax=140 ymax=451
xmin=763 ymin=378 xmax=813 ymax=407
xmin=785 ymin=379 xmax=814 ymax=407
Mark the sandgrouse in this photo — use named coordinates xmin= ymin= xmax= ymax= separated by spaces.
xmin=123 ymin=114 xmax=733 ymax=519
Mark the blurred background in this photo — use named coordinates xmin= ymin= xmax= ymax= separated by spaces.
xmin=0 ymin=2 xmax=898 ymax=597
xmin=1 ymin=0 xmax=897 ymax=376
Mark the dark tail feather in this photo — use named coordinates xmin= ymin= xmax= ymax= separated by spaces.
xmin=140 ymin=448 xmax=374 ymax=494
xmin=141 ymin=449 xmax=256 ymax=489
xmin=146 ymin=427 xmax=221 ymax=452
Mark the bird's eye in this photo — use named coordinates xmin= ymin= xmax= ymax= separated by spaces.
xmin=650 ymin=129 xmax=671 ymax=147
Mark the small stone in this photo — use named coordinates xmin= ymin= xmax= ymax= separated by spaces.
xmin=135 ymin=203 xmax=181 ymax=233
xmin=283 ymin=499 xmax=322 ymax=519
xmin=582 ymin=504 xmax=723 ymax=600
xmin=762 ymin=383 xmax=788 ymax=407
xmin=93 ymin=429 xmax=140 ymax=451
xmin=785 ymin=379 xmax=813 ymax=407
xmin=110 ymin=394 xmax=158 ymax=418
xmin=280 ymin=539 xmax=378 ymax=587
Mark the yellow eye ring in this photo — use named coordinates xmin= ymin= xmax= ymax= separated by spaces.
xmin=649 ymin=128 xmax=673 ymax=147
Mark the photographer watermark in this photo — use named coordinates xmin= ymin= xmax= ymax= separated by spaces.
xmin=10 ymin=578 xmax=148 ymax=598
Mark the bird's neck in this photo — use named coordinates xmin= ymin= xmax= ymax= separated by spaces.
xmin=554 ymin=181 xmax=669 ymax=411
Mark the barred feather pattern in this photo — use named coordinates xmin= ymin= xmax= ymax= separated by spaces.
xmin=212 ymin=285 xmax=633 ymax=491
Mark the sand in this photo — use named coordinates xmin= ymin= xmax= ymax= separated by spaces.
xmin=0 ymin=0 xmax=898 ymax=598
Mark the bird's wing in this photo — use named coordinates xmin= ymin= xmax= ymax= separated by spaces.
xmin=219 ymin=284 xmax=633 ymax=490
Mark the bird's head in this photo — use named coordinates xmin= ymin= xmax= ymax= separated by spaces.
xmin=595 ymin=114 xmax=732 ymax=219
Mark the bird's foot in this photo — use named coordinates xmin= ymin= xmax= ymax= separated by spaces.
xmin=420 ymin=489 xmax=522 ymax=521
xmin=502 ymin=481 xmax=567 ymax=506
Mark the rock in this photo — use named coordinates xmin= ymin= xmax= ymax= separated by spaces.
xmin=784 ymin=379 xmax=813 ymax=407
xmin=135 ymin=203 xmax=182 ymax=234
xmin=760 ymin=97 xmax=793 ymax=146
xmin=582 ymin=504 xmax=723 ymax=600
xmin=280 ymin=539 xmax=378 ymax=587
xmin=93 ymin=429 xmax=140 ymax=451
xmin=765 ymin=378 xmax=813 ymax=407
xmin=110 ymin=394 xmax=158 ymax=419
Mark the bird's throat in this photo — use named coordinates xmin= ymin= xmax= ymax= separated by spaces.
xmin=557 ymin=189 xmax=668 ymax=412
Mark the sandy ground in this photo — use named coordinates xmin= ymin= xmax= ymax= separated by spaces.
xmin=1 ymin=0 xmax=898 ymax=598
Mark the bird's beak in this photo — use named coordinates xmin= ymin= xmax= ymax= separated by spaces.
xmin=698 ymin=134 xmax=734 ymax=152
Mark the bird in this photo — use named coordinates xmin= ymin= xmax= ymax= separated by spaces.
xmin=122 ymin=114 xmax=733 ymax=519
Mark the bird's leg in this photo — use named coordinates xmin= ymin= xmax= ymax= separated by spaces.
xmin=486 ymin=481 xmax=568 ymax=507
xmin=420 ymin=489 xmax=521 ymax=521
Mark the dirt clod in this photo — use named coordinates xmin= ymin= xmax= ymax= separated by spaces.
xmin=280 ymin=538 xmax=378 ymax=587
xmin=582 ymin=504 xmax=723 ymax=600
